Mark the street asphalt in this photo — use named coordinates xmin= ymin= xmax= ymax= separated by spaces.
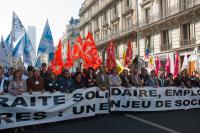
xmin=1 ymin=109 xmax=200 ymax=133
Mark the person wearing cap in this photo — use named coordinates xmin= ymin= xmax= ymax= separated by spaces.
xmin=27 ymin=67 xmax=45 ymax=93
xmin=40 ymin=63 xmax=49 ymax=81
xmin=0 ymin=66 xmax=9 ymax=94
xmin=58 ymin=69 xmax=75 ymax=93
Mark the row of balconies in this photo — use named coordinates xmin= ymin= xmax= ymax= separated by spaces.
xmin=160 ymin=38 xmax=197 ymax=51
xmin=139 ymin=0 xmax=200 ymax=27
xmin=95 ymin=24 xmax=136 ymax=45
xmin=79 ymin=0 xmax=134 ymax=27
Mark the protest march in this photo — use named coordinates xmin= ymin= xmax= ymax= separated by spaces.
xmin=1 ymin=9 xmax=200 ymax=133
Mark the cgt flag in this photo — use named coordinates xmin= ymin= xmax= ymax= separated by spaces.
xmin=124 ymin=41 xmax=133 ymax=67
xmin=82 ymin=32 xmax=102 ymax=69
xmin=51 ymin=39 xmax=64 ymax=75
xmin=65 ymin=40 xmax=73 ymax=69
xmin=106 ymin=41 xmax=116 ymax=71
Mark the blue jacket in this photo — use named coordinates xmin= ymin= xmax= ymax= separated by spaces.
xmin=58 ymin=77 xmax=76 ymax=93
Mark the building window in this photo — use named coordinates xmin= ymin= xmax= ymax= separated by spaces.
xmin=145 ymin=8 xmax=150 ymax=24
xmin=126 ymin=16 xmax=132 ymax=28
xmin=181 ymin=23 xmax=196 ymax=46
xmin=161 ymin=30 xmax=172 ymax=51
xmin=95 ymin=33 xmax=100 ymax=42
xmin=145 ymin=35 xmax=153 ymax=53
xmin=103 ymin=12 xmax=107 ymax=25
xmin=126 ymin=0 xmax=130 ymax=7
xmin=182 ymin=23 xmax=190 ymax=46
xmin=112 ymin=23 xmax=119 ymax=35
xmin=102 ymin=29 xmax=108 ymax=39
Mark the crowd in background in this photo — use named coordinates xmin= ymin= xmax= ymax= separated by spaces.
xmin=1 ymin=63 xmax=200 ymax=97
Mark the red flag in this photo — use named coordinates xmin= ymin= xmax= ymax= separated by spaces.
xmin=124 ymin=41 xmax=133 ymax=67
xmin=155 ymin=56 xmax=161 ymax=76
xmin=73 ymin=36 xmax=83 ymax=60
xmin=174 ymin=52 xmax=179 ymax=78
xmin=106 ymin=41 xmax=116 ymax=71
xmin=65 ymin=40 xmax=73 ymax=69
xmin=165 ymin=56 xmax=170 ymax=76
xmin=52 ymin=39 xmax=64 ymax=75
xmin=82 ymin=32 xmax=102 ymax=69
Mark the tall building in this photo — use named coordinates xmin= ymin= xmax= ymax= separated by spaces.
xmin=27 ymin=26 xmax=37 ymax=54
xmin=137 ymin=0 xmax=200 ymax=73
xmin=62 ymin=17 xmax=81 ymax=70
xmin=79 ymin=0 xmax=137 ymax=64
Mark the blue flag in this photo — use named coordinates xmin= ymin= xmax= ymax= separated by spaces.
xmin=23 ymin=32 xmax=37 ymax=66
xmin=12 ymin=12 xmax=26 ymax=42
xmin=35 ymin=57 xmax=42 ymax=68
xmin=38 ymin=20 xmax=54 ymax=62
xmin=12 ymin=35 xmax=24 ymax=60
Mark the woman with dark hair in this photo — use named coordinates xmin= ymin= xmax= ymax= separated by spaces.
xmin=85 ymin=67 xmax=96 ymax=88
xmin=8 ymin=69 xmax=27 ymax=96
xmin=45 ymin=71 xmax=59 ymax=93
xmin=74 ymin=73 xmax=86 ymax=89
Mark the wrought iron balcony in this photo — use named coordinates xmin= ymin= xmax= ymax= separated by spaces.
xmin=95 ymin=24 xmax=136 ymax=45
xmin=139 ymin=0 xmax=200 ymax=28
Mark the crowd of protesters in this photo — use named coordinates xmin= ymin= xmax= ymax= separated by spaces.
xmin=1 ymin=63 xmax=200 ymax=132
xmin=1 ymin=63 xmax=200 ymax=97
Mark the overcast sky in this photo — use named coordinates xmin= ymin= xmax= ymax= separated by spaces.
xmin=0 ymin=0 xmax=83 ymax=48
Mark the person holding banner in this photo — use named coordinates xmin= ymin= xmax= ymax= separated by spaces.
xmin=85 ymin=67 xmax=96 ymax=88
xmin=96 ymin=66 xmax=109 ymax=91
xmin=129 ymin=68 xmax=140 ymax=87
xmin=166 ymin=73 xmax=175 ymax=86
xmin=45 ymin=71 xmax=59 ymax=93
xmin=0 ymin=66 xmax=9 ymax=94
xmin=8 ymin=69 xmax=27 ymax=96
xmin=109 ymin=67 xmax=122 ymax=87
xmin=120 ymin=69 xmax=132 ymax=88
xmin=190 ymin=71 xmax=200 ymax=87
xmin=58 ymin=69 xmax=75 ymax=93
xmin=74 ymin=73 xmax=86 ymax=89
xmin=158 ymin=72 xmax=168 ymax=87
xmin=174 ymin=73 xmax=185 ymax=88
xmin=27 ymin=67 xmax=45 ymax=94
xmin=147 ymin=70 xmax=159 ymax=88
xmin=41 ymin=63 xmax=49 ymax=81
xmin=139 ymin=67 xmax=149 ymax=86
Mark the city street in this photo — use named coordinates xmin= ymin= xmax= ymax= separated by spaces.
xmin=2 ymin=109 xmax=200 ymax=133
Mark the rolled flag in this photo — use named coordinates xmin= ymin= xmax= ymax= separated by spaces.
xmin=174 ymin=51 xmax=179 ymax=78
xmin=181 ymin=53 xmax=188 ymax=71
xmin=155 ymin=56 xmax=161 ymax=76
xmin=165 ymin=56 xmax=170 ymax=76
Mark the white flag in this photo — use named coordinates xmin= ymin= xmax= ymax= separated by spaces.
xmin=11 ymin=12 xmax=26 ymax=47
xmin=12 ymin=35 xmax=24 ymax=60
xmin=181 ymin=53 xmax=188 ymax=71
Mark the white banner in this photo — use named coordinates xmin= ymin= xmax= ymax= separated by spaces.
xmin=0 ymin=87 xmax=109 ymax=130
xmin=110 ymin=87 xmax=200 ymax=111
xmin=1 ymin=86 xmax=200 ymax=130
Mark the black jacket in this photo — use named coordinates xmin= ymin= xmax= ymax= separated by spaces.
xmin=45 ymin=79 xmax=60 ymax=92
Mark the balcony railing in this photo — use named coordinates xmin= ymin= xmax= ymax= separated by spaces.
xmin=181 ymin=38 xmax=196 ymax=46
xmin=95 ymin=24 xmax=136 ymax=45
xmin=139 ymin=0 xmax=200 ymax=27
xmin=161 ymin=43 xmax=172 ymax=51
